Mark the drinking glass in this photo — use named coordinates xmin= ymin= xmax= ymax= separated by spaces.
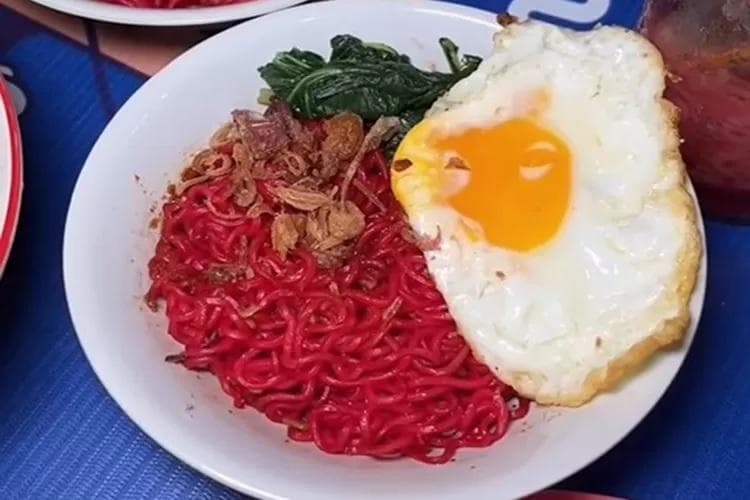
xmin=642 ymin=0 xmax=750 ymax=222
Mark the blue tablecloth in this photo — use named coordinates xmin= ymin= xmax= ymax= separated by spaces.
xmin=1 ymin=1 xmax=748 ymax=498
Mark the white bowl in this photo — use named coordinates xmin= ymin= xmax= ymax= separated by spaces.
xmin=0 ymin=76 xmax=22 ymax=276
xmin=29 ymin=0 xmax=306 ymax=26
xmin=63 ymin=1 xmax=708 ymax=498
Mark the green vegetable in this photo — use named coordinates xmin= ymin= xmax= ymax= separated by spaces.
xmin=258 ymin=34 xmax=482 ymax=128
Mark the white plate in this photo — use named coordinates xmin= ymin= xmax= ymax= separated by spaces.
xmin=0 ymin=76 xmax=22 ymax=276
xmin=63 ymin=1 xmax=708 ymax=499
xmin=29 ymin=0 xmax=306 ymax=27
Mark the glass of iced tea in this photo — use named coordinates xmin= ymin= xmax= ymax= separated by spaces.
xmin=642 ymin=0 xmax=750 ymax=222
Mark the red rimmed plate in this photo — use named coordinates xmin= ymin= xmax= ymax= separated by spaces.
xmin=27 ymin=0 xmax=308 ymax=27
xmin=0 ymin=76 xmax=23 ymax=275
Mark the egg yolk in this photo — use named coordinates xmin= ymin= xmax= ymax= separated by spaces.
xmin=434 ymin=118 xmax=571 ymax=251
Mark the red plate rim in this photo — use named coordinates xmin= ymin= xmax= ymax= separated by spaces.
xmin=0 ymin=76 xmax=23 ymax=274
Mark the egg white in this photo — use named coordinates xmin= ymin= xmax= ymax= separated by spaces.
xmin=392 ymin=21 xmax=701 ymax=406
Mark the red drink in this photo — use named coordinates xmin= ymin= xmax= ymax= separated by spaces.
xmin=642 ymin=0 xmax=750 ymax=221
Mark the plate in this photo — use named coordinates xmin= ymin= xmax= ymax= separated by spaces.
xmin=0 ymin=76 xmax=23 ymax=276
xmin=63 ymin=1 xmax=708 ymax=498
xmin=28 ymin=0 xmax=307 ymax=27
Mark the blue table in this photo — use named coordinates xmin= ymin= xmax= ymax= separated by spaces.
xmin=1 ymin=1 xmax=748 ymax=498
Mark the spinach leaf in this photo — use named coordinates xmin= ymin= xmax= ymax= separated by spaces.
xmin=260 ymin=48 xmax=326 ymax=98
xmin=258 ymin=35 xmax=481 ymax=131
xmin=439 ymin=37 xmax=482 ymax=75
xmin=329 ymin=35 xmax=408 ymax=64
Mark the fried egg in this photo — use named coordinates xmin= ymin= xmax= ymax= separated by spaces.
xmin=391 ymin=21 xmax=701 ymax=406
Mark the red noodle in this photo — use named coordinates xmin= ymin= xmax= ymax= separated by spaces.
xmin=147 ymin=147 xmax=529 ymax=464
xmin=103 ymin=0 xmax=247 ymax=8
